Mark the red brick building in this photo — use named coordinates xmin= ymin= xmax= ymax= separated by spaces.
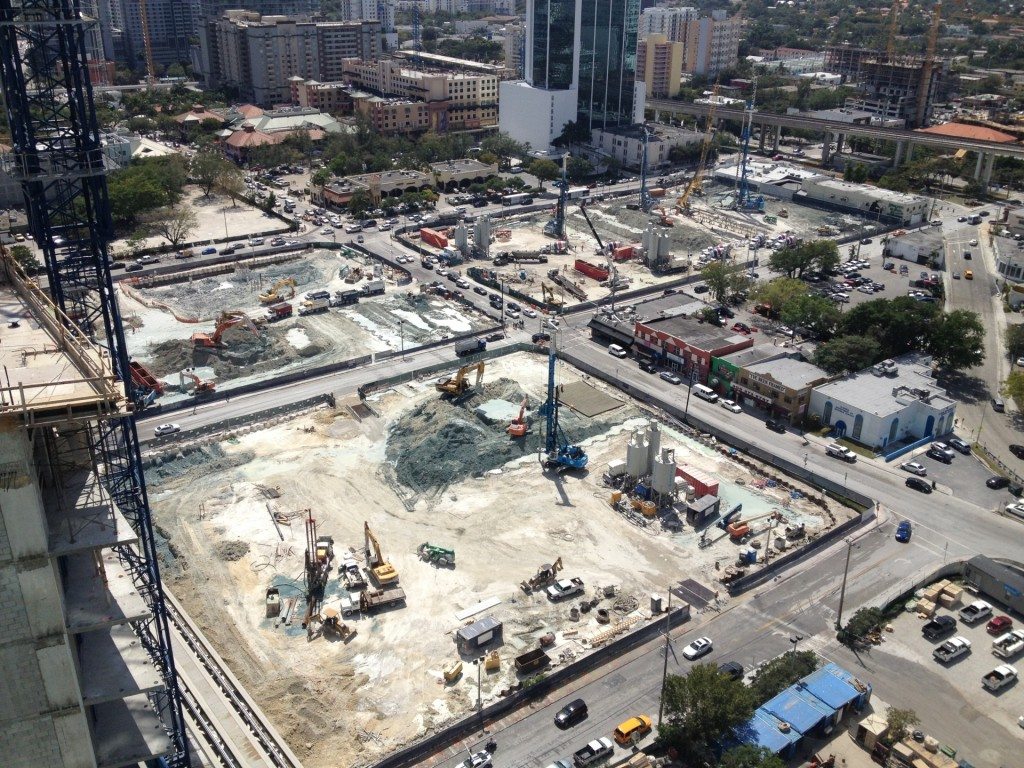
xmin=634 ymin=315 xmax=752 ymax=383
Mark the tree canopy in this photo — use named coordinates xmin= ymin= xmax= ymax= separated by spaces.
xmin=779 ymin=294 xmax=840 ymax=339
xmin=813 ymin=334 xmax=882 ymax=375
xmin=838 ymin=296 xmax=938 ymax=359
xmin=701 ymin=262 xmax=751 ymax=304
xmin=106 ymin=155 xmax=188 ymax=230
xmin=926 ymin=309 xmax=985 ymax=370
xmin=768 ymin=240 xmax=839 ymax=278
xmin=660 ymin=663 xmax=757 ymax=765
xmin=720 ymin=745 xmax=787 ymax=768
xmin=748 ymin=651 xmax=820 ymax=703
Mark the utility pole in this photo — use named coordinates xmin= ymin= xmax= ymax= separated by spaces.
xmin=835 ymin=538 xmax=854 ymax=630
xmin=657 ymin=589 xmax=673 ymax=728
xmin=682 ymin=368 xmax=699 ymax=424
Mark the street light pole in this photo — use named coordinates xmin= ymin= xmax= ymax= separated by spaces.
xmin=789 ymin=634 xmax=803 ymax=656
xmin=399 ymin=319 xmax=405 ymax=358
xmin=835 ymin=538 xmax=854 ymax=630
xmin=682 ymin=368 xmax=699 ymax=425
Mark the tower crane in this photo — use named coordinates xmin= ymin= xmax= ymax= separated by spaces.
xmin=914 ymin=2 xmax=942 ymax=128
xmin=139 ymin=0 xmax=157 ymax=85
xmin=676 ymin=82 xmax=720 ymax=213
xmin=736 ymin=78 xmax=764 ymax=212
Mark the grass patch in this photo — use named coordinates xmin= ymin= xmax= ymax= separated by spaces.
xmin=973 ymin=444 xmax=1003 ymax=476
xmin=837 ymin=438 xmax=876 ymax=459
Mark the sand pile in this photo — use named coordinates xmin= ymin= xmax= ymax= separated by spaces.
xmin=386 ymin=376 xmax=634 ymax=491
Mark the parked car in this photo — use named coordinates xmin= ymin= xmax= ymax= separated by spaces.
xmin=682 ymin=637 xmax=713 ymax=660
xmin=987 ymin=616 xmax=1013 ymax=636
xmin=613 ymin=715 xmax=653 ymax=746
xmin=906 ymin=476 xmax=932 ymax=493
xmin=154 ymin=423 xmax=180 ymax=436
xmin=201 ymin=246 xmax=217 ymax=255
xmin=765 ymin=419 xmax=787 ymax=434
xmin=719 ymin=399 xmax=742 ymax=413
xmin=639 ymin=360 xmax=657 ymax=373
xmin=554 ymin=698 xmax=588 ymax=728
xmin=532 ymin=332 xmax=551 ymax=343
xmin=900 ymin=461 xmax=927 ymax=476
xmin=659 ymin=371 xmax=682 ymax=385
xmin=1010 ymin=444 xmax=1024 ymax=460
xmin=987 ymin=475 xmax=1011 ymax=490
xmin=717 ymin=661 xmax=744 ymax=681
xmin=922 ymin=615 xmax=957 ymax=640
xmin=959 ymin=600 xmax=993 ymax=624
xmin=895 ymin=520 xmax=912 ymax=543
xmin=947 ymin=436 xmax=971 ymax=454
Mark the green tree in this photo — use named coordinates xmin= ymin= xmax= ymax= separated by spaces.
xmin=311 ymin=167 xmax=331 ymax=187
xmin=839 ymin=297 xmax=938 ymax=360
xmin=660 ymin=664 xmax=757 ymax=765
xmin=719 ymin=745 xmax=787 ymax=768
xmin=927 ymin=309 xmax=985 ymax=371
xmin=749 ymin=277 xmax=808 ymax=315
xmin=191 ymin=150 xmax=231 ymax=196
xmin=779 ymin=293 xmax=841 ymax=339
xmin=348 ymin=189 xmax=374 ymax=216
xmin=838 ymin=606 xmax=884 ymax=647
xmin=216 ymin=163 xmax=245 ymax=207
xmin=264 ymin=191 xmax=277 ymax=212
xmin=528 ymin=158 xmax=561 ymax=187
xmin=813 ymin=335 xmax=881 ymax=375
xmin=768 ymin=240 xmax=839 ymax=278
xmin=701 ymin=261 xmax=749 ymax=303
xmin=885 ymin=707 xmax=921 ymax=745
xmin=748 ymin=651 xmax=821 ymax=703
xmin=9 ymin=244 xmax=38 ymax=273
xmin=1001 ymin=371 xmax=1024 ymax=406
xmin=566 ymin=156 xmax=594 ymax=182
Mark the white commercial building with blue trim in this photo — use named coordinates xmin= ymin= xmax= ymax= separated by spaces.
xmin=808 ymin=353 xmax=956 ymax=451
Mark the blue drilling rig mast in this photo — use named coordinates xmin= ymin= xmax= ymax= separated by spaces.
xmin=736 ymin=79 xmax=765 ymax=212
xmin=541 ymin=341 xmax=588 ymax=470
xmin=0 ymin=1 xmax=189 ymax=765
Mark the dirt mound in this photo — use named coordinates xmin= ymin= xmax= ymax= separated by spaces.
xmin=386 ymin=377 xmax=632 ymax=492
xmin=147 ymin=444 xmax=256 ymax=484
xmin=214 ymin=541 xmax=250 ymax=561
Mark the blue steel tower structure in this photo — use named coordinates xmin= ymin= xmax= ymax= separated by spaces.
xmin=0 ymin=1 xmax=189 ymax=766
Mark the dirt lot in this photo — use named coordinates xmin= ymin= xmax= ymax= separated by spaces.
xmin=147 ymin=353 xmax=852 ymax=767
xmin=119 ymin=248 xmax=489 ymax=398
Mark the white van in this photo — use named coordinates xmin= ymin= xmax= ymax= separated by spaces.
xmin=692 ymin=384 xmax=718 ymax=403
xmin=608 ymin=344 xmax=628 ymax=358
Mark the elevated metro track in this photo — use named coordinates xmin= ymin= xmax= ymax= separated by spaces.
xmin=646 ymin=99 xmax=1024 ymax=162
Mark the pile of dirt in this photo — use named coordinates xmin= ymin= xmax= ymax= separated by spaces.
xmin=386 ymin=377 xmax=633 ymax=491
xmin=214 ymin=540 xmax=251 ymax=561
xmin=145 ymin=322 xmax=326 ymax=380
xmin=147 ymin=444 xmax=256 ymax=484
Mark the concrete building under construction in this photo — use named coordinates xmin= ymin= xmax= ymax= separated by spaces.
xmin=825 ymin=45 xmax=945 ymax=128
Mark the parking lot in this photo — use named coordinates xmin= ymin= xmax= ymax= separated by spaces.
xmin=885 ymin=596 xmax=1024 ymax=740
xmin=897 ymin=442 xmax=1019 ymax=510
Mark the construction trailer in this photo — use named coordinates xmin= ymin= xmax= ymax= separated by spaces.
xmin=455 ymin=615 xmax=502 ymax=653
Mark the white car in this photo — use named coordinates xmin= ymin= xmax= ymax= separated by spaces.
xmin=546 ymin=317 xmax=561 ymax=329
xmin=321 ymin=227 xmax=334 ymax=234
xmin=682 ymin=636 xmax=713 ymax=660
xmin=523 ymin=308 xmax=538 ymax=318
xmin=900 ymin=461 xmax=928 ymax=477
xmin=154 ymin=423 xmax=181 ymax=437
xmin=719 ymin=399 xmax=741 ymax=413
xmin=969 ymin=239 xmax=978 ymax=246
xmin=460 ymin=750 xmax=492 ymax=768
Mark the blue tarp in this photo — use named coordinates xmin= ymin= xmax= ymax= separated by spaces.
xmin=733 ymin=710 xmax=802 ymax=755
xmin=762 ymin=686 xmax=834 ymax=734
xmin=799 ymin=662 xmax=870 ymax=710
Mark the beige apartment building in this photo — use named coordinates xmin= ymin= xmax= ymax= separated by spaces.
xmin=637 ymin=34 xmax=685 ymax=98
xmin=638 ymin=7 xmax=740 ymax=77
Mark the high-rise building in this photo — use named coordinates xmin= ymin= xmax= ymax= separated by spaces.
xmin=636 ymin=33 xmax=684 ymax=98
xmin=500 ymin=23 xmax=526 ymax=78
xmin=638 ymin=6 xmax=739 ymax=77
xmin=198 ymin=0 xmax=320 ymax=21
xmin=200 ymin=12 xmax=382 ymax=105
xmin=578 ymin=0 xmax=643 ymax=131
xmin=117 ymin=0 xmax=200 ymax=68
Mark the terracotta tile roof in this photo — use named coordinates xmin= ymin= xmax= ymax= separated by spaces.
xmin=915 ymin=122 xmax=1017 ymax=143
xmin=174 ymin=104 xmax=226 ymax=124
xmin=224 ymin=128 xmax=286 ymax=149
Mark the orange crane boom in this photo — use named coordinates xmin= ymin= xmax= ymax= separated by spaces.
xmin=139 ymin=0 xmax=156 ymax=86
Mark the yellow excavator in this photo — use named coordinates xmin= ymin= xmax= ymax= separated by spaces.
xmin=435 ymin=361 xmax=484 ymax=398
xmin=259 ymin=277 xmax=296 ymax=305
xmin=364 ymin=521 xmax=398 ymax=585
xmin=541 ymin=282 xmax=565 ymax=307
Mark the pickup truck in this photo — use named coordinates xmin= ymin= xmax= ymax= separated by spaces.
xmin=982 ymin=664 xmax=1018 ymax=691
xmin=341 ymin=558 xmax=367 ymax=590
xmin=933 ymin=636 xmax=971 ymax=663
xmin=959 ymin=600 xmax=993 ymax=624
xmin=546 ymin=577 xmax=585 ymax=601
xmin=922 ymin=615 xmax=957 ymax=640
xmin=992 ymin=630 xmax=1024 ymax=659
xmin=825 ymin=443 xmax=857 ymax=462
xmin=573 ymin=737 xmax=614 ymax=767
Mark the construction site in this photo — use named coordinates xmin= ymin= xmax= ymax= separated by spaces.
xmin=146 ymin=350 xmax=856 ymax=767
xmin=117 ymin=247 xmax=490 ymax=401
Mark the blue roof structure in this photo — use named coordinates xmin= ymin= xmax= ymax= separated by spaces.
xmin=733 ymin=710 xmax=801 ymax=754
xmin=762 ymin=687 xmax=834 ymax=734
xmin=799 ymin=662 xmax=871 ymax=709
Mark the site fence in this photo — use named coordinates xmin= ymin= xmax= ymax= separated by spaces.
xmin=372 ymin=604 xmax=691 ymax=768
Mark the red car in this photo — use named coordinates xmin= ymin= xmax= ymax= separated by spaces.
xmin=987 ymin=615 xmax=1013 ymax=636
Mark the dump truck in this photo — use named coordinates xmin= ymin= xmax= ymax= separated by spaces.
xmin=359 ymin=587 xmax=406 ymax=613
xmin=331 ymin=289 xmax=360 ymax=307
xmin=360 ymin=279 xmax=385 ymax=297
xmin=992 ymin=630 xmax=1024 ymax=659
xmin=455 ymin=338 xmax=486 ymax=357
xmin=514 ymin=648 xmax=551 ymax=674
xmin=546 ymin=577 xmax=585 ymax=601
xmin=265 ymin=302 xmax=293 ymax=322
xmin=298 ymin=297 xmax=329 ymax=315
xmin=933 ymin=636 xmax=971 ymax=663
xmin=983 ymin=664 xmax=1018 ymax=691
xmin=572 ymin=737 xmax=614 ymax=767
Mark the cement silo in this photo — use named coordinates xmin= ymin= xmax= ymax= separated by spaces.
xmin=641 ymin=226 xmax=672 ymax=268
xmin=453 ymin=224 xmax=469 ymax=254
xmin=646 ymin=422 xmax=661 ymax=470
xmin=652 ymin=448 xmax=677 ymax=500
xmin=474 ymin=216 xmax=491 ymax=259
xmin=626 ymin=426 xmax=651 ymax=478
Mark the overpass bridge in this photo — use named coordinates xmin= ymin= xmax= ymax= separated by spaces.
xmin=646 ymin=99 xmax=1024 ymax=186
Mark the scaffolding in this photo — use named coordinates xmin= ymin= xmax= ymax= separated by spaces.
xmin=0 ymin=2 xmax=189 ymax=766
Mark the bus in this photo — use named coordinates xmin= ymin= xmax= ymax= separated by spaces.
xmin=566 ymin=187 xmax=590 ymax=200
xmin=502 ymin=193 xmax=534 ymax=206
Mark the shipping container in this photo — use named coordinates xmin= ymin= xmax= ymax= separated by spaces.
xmin=677 ymin=465 xmax=719 ymax=498
xmin=574 ymin=259 xmax=610 ymax=280
xmin=420 ymin=227 xmax=449 ymax=249
xmin=612 ymin=245 xmax=634 ymax=261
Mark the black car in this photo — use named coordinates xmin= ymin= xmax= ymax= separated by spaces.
xmin=987 ymin=475 xmax=1011 ymax=490
xmin=531 ymin=332 xmax=551 ymax=343
xmin=716 ymin=306 xmax=736 ymax=319
xmin=485 ymin=332 xmax=504 ymax=342
xmin=554 ymin=698 xmax=588 ymax=728
xmin=717 ymin=661 xmax=744 ymax=681
xmin=473 ymin=286 xmax=488 ymax=296
xmin=1010 ymin=444 xmax=1024 ymax=460
xmin=926 ymin=447 xmax=953 ymax=464
xmin=765 ymin=419 xmax=787 ymax=434
xmin=693 ymin=284 xmax=709 ymax=294
xmin=507 ymin=301 xmax=521 ymax=312
xmin=947 ymin=436 xmax=971 ymax=455
xmin=639 ymin=360 xmax=657 ymax=373
xmin=906 ymin=476 xmax=932 ymax=493
xmin=922 ymin=615 xmax=956 ymax=640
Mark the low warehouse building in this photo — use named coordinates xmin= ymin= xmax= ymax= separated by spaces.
xmin=730 ymin=357 xmax=831 ymax=424
xmin=634 ymin=314 xmax=752 ymax=382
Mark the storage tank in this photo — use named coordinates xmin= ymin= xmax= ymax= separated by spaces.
xmin=453 ymin=224 xmax=469 ymax=253
xmin=646 ymin=422 xmax=661 ymax=469
xmin=652 ymin=448 xmax=677 ymax=497
xmin=626 ymin=429 xmax=649 ymax=477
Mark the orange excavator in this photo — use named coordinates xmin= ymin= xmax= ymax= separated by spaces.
xmin=192 ymin=311 xmax=260 ymax=348
xmin=507 ymin=397 xmax=528 ymax=438
xmin=179 ymin=368 xmax=216 ymax=395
